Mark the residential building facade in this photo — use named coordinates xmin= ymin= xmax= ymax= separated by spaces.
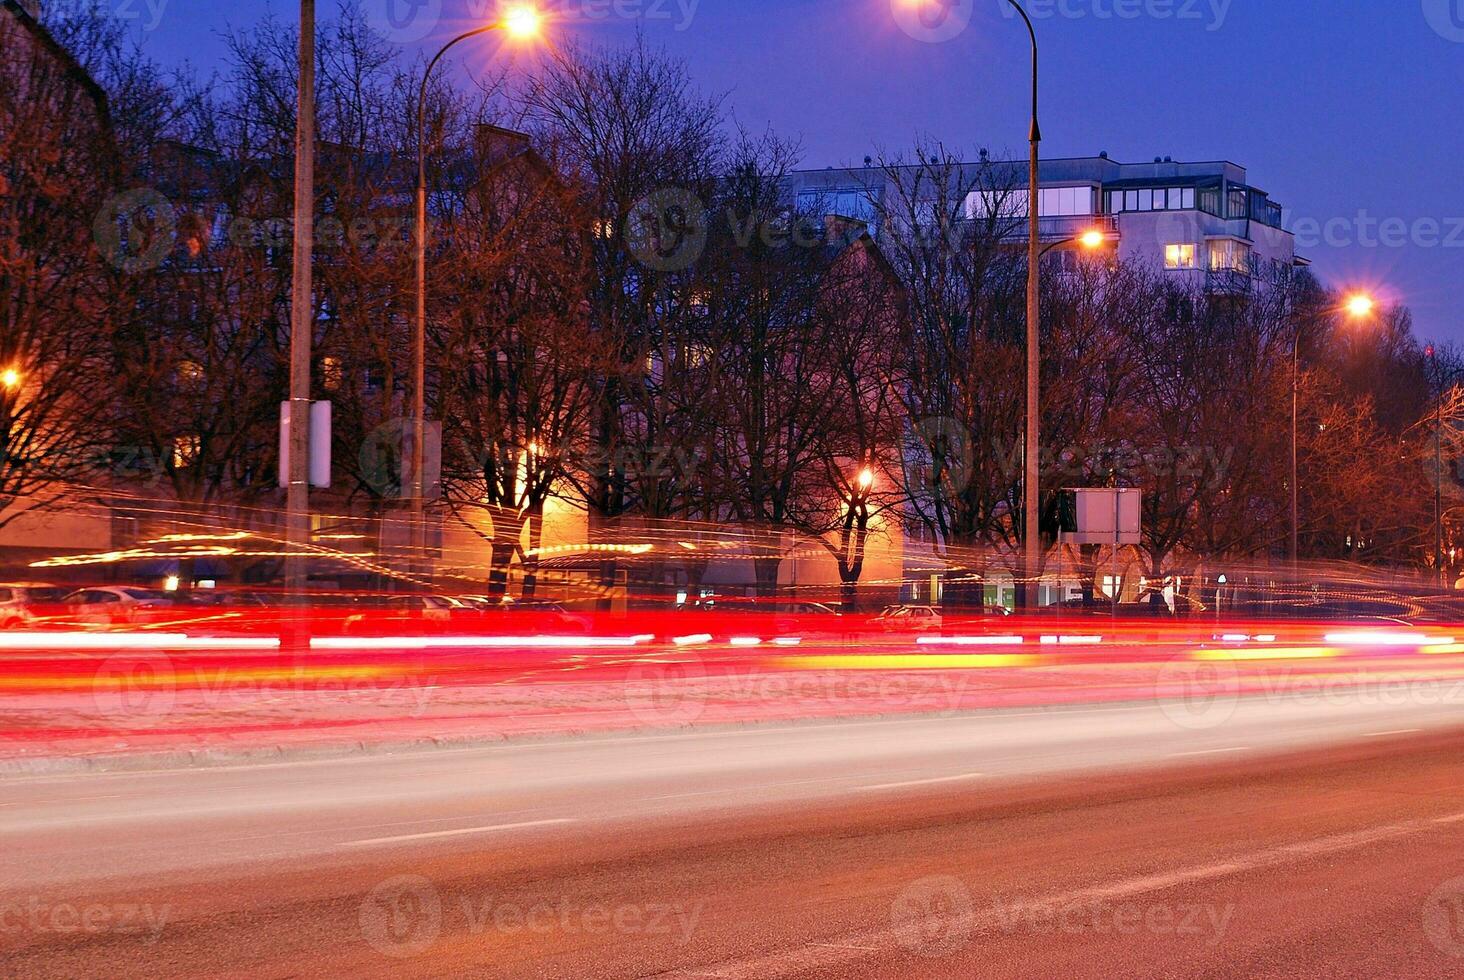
xmin=784 ymin=153 xmax=1306 ymax=291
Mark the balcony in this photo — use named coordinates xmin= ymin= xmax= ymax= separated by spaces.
xmin=998 ymin=214 xmax=1120 ymax=244
xmin=1205 ymin=268 xmax=1252 ymax=295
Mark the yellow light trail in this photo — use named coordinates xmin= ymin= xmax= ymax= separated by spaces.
xmin=1191 ymin=647 xmax=1342 ymax=662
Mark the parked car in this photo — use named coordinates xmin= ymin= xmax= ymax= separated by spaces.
xmin=0 ymin=584 xmax=71 ymax=628
xmin=776 ymin=601 xmax=840 ymax=616
xmin=60 ymin=587 xmax=174 ymax=626
xmin=342 ymin=594 xmax=471 ymax=634
xmin=873 ymin=605 xmax=943 ymax=631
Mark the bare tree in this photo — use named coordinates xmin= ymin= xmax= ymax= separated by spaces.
xmin=435 ymin=129 xmax=605 ymax=594
xmin=517 ymin=37 xmax=724 ymax=523
xmin=0 ymin=4 xmax=124 ymax=526
xmin=872 ymin=143 xmax=1027 ymax=586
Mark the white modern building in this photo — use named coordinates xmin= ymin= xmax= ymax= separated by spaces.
xmin=785 ymin=153 xmax=1306 ymax=291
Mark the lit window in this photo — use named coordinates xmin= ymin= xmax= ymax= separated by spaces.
xmin=173 ymin=435 xmax=201 ymax=469
xmin=321 ymin=356 xmax=343 ymax=391
xmin=1208 ymin=240 xmax=1251 ymax=273
xmin=1165 ymin=244 xmax=1196 ymax=270
xmin=684 ymin=343 xmax=713 ymax=368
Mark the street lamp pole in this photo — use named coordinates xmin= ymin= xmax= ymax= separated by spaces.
xmin=413 ymin=17 xmax=533 ymax=579
xmin=1429 ymin=345 xmax=1445 ymax=587
xmin=285 ymin=0 xmax=315 ymax=593
xmin=1291 ymin=293 xmax=1376 ymax=583
xmin=1003 ymin=0 xmax=1042 ymax=610
xmin=1290 ymin=328 xmax=1300 ymax=581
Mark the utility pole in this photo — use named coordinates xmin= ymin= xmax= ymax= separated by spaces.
xmin=285 ymin=0 xmax=315 ymax=593
xmin=1431 ymin=346 xmax=1444 ymax=588
xmin=1001 ymin=0 xmax=1042 ymax=611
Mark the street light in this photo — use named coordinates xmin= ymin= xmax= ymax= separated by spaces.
xmin=856 ymin=467 xmax=876 ymax=493
xmin=1038 ymin=227 xmax=1109 ymax=260
xmin=1426 ymin=344 xmax=1458 ymax=589
xmin=1291 ymin=291 xmax=1377 ymax=577
xmin=892 ymin=0 xmax=1047 ymax=606
xmin=0 ymin=369 xmax=21 ymax=390
xmin=412 ymin=5 xmax=543 ymax=579
xmin=990 ymin=0 xmax=1044 ymax=610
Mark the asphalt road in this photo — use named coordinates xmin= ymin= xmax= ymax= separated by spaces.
xmin=6 ymin=689 xmax=1464 ymax=977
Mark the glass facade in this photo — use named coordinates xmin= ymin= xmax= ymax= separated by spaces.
xmin=1107 ymin=186 xmax=1196 ymax=213
xmin=796 ymin=188 xmax=877 ymax=224
xmin=966 ymin=186 xmax=1095 ymax=220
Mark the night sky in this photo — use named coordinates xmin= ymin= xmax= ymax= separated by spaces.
xmin=124 ymin=0 xmax=1464 ymax=342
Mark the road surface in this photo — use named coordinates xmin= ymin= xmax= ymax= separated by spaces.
xmin=5 ymin=689 xmax=1464 ymax=977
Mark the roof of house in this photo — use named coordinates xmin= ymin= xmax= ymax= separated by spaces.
xmin=2 ymin=0 xmax=110 ymax=123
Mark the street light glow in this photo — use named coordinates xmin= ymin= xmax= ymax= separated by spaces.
xmin=1345 ymin=293 xmax=1376 ymax=319
xmin=501 ymin=5 xmax=543 ymax=39
xmin=857 ymin=468 xmax=875 ymax=491
xmin=0 ymin=370 xmax=20 ymax=389
xmin=1078 ymin=229 xmax=1106 ymax=249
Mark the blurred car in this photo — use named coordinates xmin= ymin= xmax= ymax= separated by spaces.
xmin=342 ymin=594 xmax=472 ymax=634
xmin=59 ymin=587 xmax=174 ymax=626
xmin=873 ymin=605 xmax=943 ymax=631
xmin=0 ymin=584 xmax=71 ymax=628
xmin=498 ymin=599 xmax=596 ymax=634
xmin=776 ymin=601 xmax=840 ymax=616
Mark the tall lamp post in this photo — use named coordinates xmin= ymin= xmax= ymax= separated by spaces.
xmin=1290 ymin=291 xmax=1376 ymax=579
xmin=1001 ymin=0 xmax=1043 ymax=610
xmin=1427 ymin=344 xmax=1454 ymax=588
xmin=285 ymin=0 xmax=316 ymax=593
xmin=411 ymin=6 xmax=542 ymax=578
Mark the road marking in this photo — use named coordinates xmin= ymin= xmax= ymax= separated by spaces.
xmin=1168 ymin=746 xmax=1251 ymax=758
xmin=808 ymin=942 xmax=880 ymax=952
xmin=857 ymin=773 xmax=986 ymax=792
xmin=339 ymin=819 xmax=575 ymax=847
xmin=655 ymin=810 xmax=1464 ymax=980
xmin=1362 ymin=729 xmax=1422 ymax=738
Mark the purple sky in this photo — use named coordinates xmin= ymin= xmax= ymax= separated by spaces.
xmin=128 ymin=0 xmax=1463 ymax=342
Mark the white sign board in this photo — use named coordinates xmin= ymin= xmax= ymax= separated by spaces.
xmin=1062 ymin=488 xmax=1142 ymax=545
xmin=279 ymin=400 xmax=332 ymax=489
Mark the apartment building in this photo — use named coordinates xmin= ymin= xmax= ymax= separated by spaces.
xmin=784 ymin=153 xmax=1306 ymax=291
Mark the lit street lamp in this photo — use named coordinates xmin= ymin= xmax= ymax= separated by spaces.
xmin=1001 ymin=0 xmax=1043 ymax=611
xmin=894 ymin=0 xmax=1055 ymax=606
xmin=1039 ymin=227 xmax=1109 ymax=260
xmin=411 ymin=5 xmax=543 ymax=577
xmin=1291 ymin=291 xmax=1377 ymax=577
xmin=1426 ymin=345 xmax=1459 ymax=589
